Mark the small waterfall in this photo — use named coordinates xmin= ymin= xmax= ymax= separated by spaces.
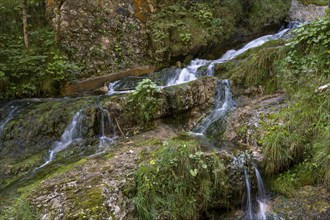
xmin=108 ymin=80 xmax=131 ymax=96
xmin=0 ymin=106 xmax=19 ymax=138
xmin=35 ymin=110 xmax=84 ymax=170
xmin=166 ymin=59 xmax=209 ymax=86
xmin=243 ymin=168 xmax=253 ymax=220
xmin=166 ymin=27 xmax=293 ymax=86
xmin=192 ymin=79 xmax=234 ymax=135
xmin=97 ymin=107 xmax=117 ymax=147
xmin=254 ymin=163 xmax=267 ymax=220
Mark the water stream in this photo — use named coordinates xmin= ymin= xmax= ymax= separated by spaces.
xmin=34 ymin=110 xmax=84 ymax=170
xmin=0 ymin=106 xmax=19 ymax=138
xmin=192 ymin=79 xmax=235 ymax=136
xmin=254 ymin=163 xmax=268 ymax=220
xmin=97 ymin=106 xmax=117 ymax=148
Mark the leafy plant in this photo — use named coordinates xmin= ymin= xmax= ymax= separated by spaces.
xmin=126 ymin=79 xmax=163 ymax=124
xmin=134 ymin=137 xmax=229 ymax=219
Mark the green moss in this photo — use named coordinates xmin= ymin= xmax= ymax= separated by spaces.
xmin=248 ymin=0 xmax=290 ymax=33
xmin=298 ymin=0 xmax=329 ymax=6
xmin=215 ymin=39 xmax=286 ymax=95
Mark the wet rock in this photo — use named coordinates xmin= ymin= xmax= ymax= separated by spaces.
xmin=270 ymin=185 xmax=330 ymax=219
xmin=289 ymin=0 xmax=328 ymax=22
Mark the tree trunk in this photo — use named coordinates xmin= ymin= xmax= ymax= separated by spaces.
xmin=55 ymin=2 xmax=61 ymax=48
xmin=22 ymin=0 xmax=29 ymax=48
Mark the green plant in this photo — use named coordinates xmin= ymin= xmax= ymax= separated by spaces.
xmin=134 ymin=137 xmax=229 ymax=219
xmin=179 ymin=32 xmax=192 ymax=44
xmin=126 ymin=79 xmax=163 ymax=124
xmin=1 ymin=199 xmax=37 ymax=220
xmin=260 ymin=17 xmax=330 ymax=189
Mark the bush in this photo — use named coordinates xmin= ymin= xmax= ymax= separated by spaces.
xmin=134 ymin=137 xmax=229 ymax=219
xmin=126 ymin=79 xmax=163 ymax=124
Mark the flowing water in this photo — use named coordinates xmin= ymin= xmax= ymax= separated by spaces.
xmin=0 ymin=106 xmax=19 ymax=138
xmin=243 ymin=168 xmax=253 ymax=220
xmin=254 ymin=163 xmax=268 ymax=220
xmin=165 ymin=27 xmax=293 ymax=86
xmin=34 ymin=110 xmax=84 ymax=170
xmin=97 ymin=106 xmax=117 ymax=147
xmin=232 ymin=154 xmax=269 ymax=220
xmin=192 ymin=79 xmax=235 ymax=135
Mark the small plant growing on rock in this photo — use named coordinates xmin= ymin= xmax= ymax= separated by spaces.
xmin=127 ymin=79 xmax=163 ymax=125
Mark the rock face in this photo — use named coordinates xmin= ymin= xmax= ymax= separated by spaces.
xmin=289 ymin=0 xmax=329 ymax=22
xmin=47 ymin=0 xmax=290 ymax=78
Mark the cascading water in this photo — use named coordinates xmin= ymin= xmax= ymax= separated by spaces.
xmin=0 ymin=106 xmax=19 ymax=138
xmin=243 ymin=168 xmax=253 ymax=220
xmin=254 ymin=163 xmax=268 ymax=220
xmin=232 ymin=154 xmax=269 ymax=220
xmin=97 ymin=106 xmax=117 ymax=147
xmin=35 ymin=110 xmax=84 ymax=170
xmin=166 ymin=59 xmax=209 ymax=86
xmin=192 ymin=79 xmax=235 ymax=135
xmin=108 ymin=80 xmax=131 ymax=96
xmin=165 ymin=25 xmax=295 ymax=86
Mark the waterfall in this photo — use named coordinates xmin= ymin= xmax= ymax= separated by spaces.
xmin=254 ymin=163 xmax=267 ymax=220
xmin=165 ymin=26 xmax=294 ymax=86
xmin=243 ymin=168 xmax=253 ymax=220
xmin=0 ymin=106 xmax=19 ymax=138
xmin=166 ymin=59 xmax=209 ymax=86
xmin=34 ymin=110 xmax=84 ymax=170
xmin=192 ymin=79 xmax=235 ymax=135
xmin=108 ymin=80 xmax=131 ymax=96
xmin=232 ymin=154 xmax=269 ymax=220
xmin=97 ymin=107 xmax=117 ymax=147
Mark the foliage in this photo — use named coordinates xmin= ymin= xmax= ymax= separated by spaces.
xmin=147 ymin=2 xmax=224 ymax=63
xmin=298 ymin=0 xmax=329 ymax=6
xmin=126 ymin=79 xmax=163 ymax=124
xmin=260 ymin=16 xmax=330 ymax=189
xmin=248 ymin=0 xmax=290 ymax=33
xmin=134 ymin=137 xmax=229 ymax=219
xmin=0 ymin=199 xmax=37 ymax=220
xmin=0 ymin=0 xmax=80 ymax=99
xmin=269 ymin=161 xmax=317 ymax=197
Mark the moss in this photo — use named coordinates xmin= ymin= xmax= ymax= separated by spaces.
xmin=298 ymin=0 xmax=329 ymax=6
xmin=214 ymin=39 xmax=286 ymax=95
xmin=248 ymin=0 xmax=290 ymax=33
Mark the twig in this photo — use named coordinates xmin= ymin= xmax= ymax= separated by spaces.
xmin=114 ymin=117 xmax=125 ymax=137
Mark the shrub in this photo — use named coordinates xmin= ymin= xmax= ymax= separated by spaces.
xmin=134 ymin=137 xmax=229 ymax=219
xmin=126 ymin=79 xmax=163 ymax=124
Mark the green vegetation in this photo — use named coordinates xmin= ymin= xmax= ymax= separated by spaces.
xmin=134 ymin=137 xmax=229 ymax=219
xmin=215 ymin=13 xmax=329 ymax=191
xmin=126 ymin=79 xmax=163 ymax=125
xmin=298 ymin=0 xmax=329 ymax=6
xmin=0 ymin=0 xmax=80 ymax=99
xmin=249 ymin=0 xmax=291 ymax=33
xmin=261 ymin=15 xmax=330 ymax=189
xmin=0 ymin=199 xmax=37 ymax=220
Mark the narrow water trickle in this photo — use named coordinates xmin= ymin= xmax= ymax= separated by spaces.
xmin=243 ymin=168 xmax=253 ymax=220
xmin=0 ymin=106 xmax=19 ymax=138
xmin=192 ymin=79 xmax=235 ymax=136
xmin=34 ymin=110 xmax=84 ymax=170
xmin=97 ymin=106 xmax=117 ymax=148
xmin=232 ymin=154 xmax=269 ymax=220
xmin=254 ymin=163 xmax=268 ymax=220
